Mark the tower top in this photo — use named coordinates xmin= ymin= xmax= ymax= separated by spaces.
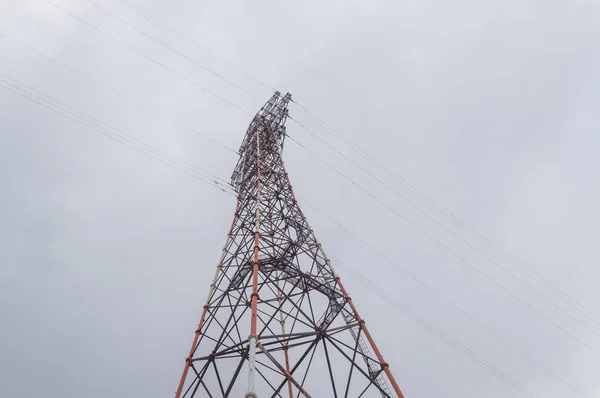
xmin=231 ymin=91 xmax=291 ymax=188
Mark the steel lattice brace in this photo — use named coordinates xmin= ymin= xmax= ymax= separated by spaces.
xmin=174 ymin=92 xmax=405 ymax=398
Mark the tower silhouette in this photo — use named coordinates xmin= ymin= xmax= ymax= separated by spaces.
xmin=174 ymin=92 xmax=404 ymax=398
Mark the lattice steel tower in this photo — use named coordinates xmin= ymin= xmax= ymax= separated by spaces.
xmin=174 ymin=92 xmax=405 ymax=398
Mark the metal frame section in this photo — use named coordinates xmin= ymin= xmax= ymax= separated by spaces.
xmin=174 ymin=92 xmax=405 ymax=398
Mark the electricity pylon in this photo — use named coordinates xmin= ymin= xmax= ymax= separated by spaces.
xmin=174 ymin=92 xmax=405 ymax=398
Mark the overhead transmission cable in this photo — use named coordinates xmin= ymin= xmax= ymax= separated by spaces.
xmin=306 ymin=202 xmax=586 ymax=397
xmin=41 ymin=0 xmax=252 ymax=116
xmin=84 ymin=0 xmax=600 ymax=334
xmin=289 ymin=117 xmax=600 ymax=338
xmin=113 ymin=0 xmax=600 ymax=329
xmin=115 ymin=0 xmax=277 ymax=93
xmin=4 ymin=14 xmax=596 ymax=356
xmin=290 ymin=100 xmax=600 ymax=326
xmin=0 ymin=73 xmax=235 ymax=195
xmin=83 ymin=0 xmax=262 ymax=101
xmin=7 ymin=1 xmax=592 ymax=386
xmin=11 ymin=33 xmax=592 ymax=360
xmin=0 ymin=33 xmax=238 ymax=155
xmin=285 ymin=134 xmax=600 ymax=358
xmin=329 ymin=255 xmax=541 ymax=398
xmin=2 ymin=33 xmax=589 ymax=386
xmin=51 ymin=0 xmax=594 ymax=333
xmin=1 ymin=69 xmax=585 ymax=394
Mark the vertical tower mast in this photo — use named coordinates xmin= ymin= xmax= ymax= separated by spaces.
xmin=174 ymin=92 xmax=405 ymax=398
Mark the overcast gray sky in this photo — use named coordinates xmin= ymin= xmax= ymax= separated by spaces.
xmin=1 ymin=0 xmax=600 ymax=397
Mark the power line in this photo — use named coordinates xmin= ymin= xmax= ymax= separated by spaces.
xmin=116 ymin=0 xmax=276 ymax=93
xmin=289 ymin=116 xmax=600 ymax=338
xmin=8 ymin=4 xmax=592 ymax=396
xmin=286 ymin=134 xmax=600 ymax=358
xmin=83 ymin=0 xmax=262 ymax=101
xmin=1 ymin=65 xmax=585 ymax=394
xmin=290 ymin=100 xmax=600 ymax=326
xmin=41 ymin=0 xmax=253 ymax=116
xmin=0 ymin=33 xmax=238 ymax=155
xmin=330 ymin=255 xmax=541 ymax=398
xmin=44 ymin=0 xmax=598 ymax=333
xmin=4 ymin=2 xmax=592 ymax=382
xmin=0 ymin=72 xmax=235 ymax=195
xmin=305 ymin=202 xmax=586 ymax=397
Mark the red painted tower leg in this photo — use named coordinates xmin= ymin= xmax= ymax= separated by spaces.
xmin=285 ymin=171 xmax=405 ymax=398
xmin=336 ymin=277 xmax=406 ymax=398
xmin=246 ymin=133 xmax=262 ymax=398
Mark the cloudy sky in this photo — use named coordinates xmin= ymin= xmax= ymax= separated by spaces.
xmin=1 ymin=0 xmax=600 ymax=397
